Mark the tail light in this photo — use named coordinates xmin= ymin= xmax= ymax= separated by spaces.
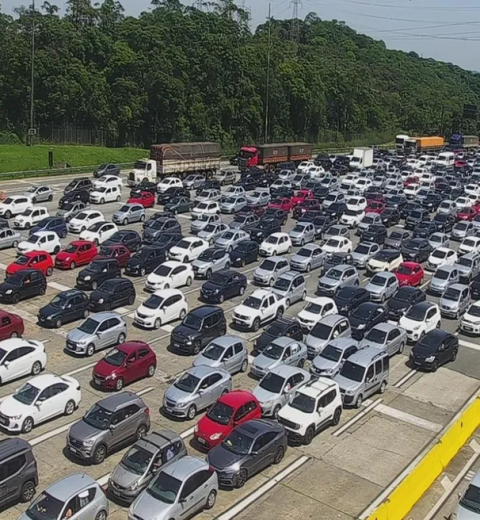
xmin=145 ymin=407 xmax=150 ymax=415
xmin=209 ymin=466 xmax=216 ymax=473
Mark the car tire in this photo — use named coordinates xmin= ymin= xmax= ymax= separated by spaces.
xmin=186 ymin=276 xmax=192 ymax=286
xmin=10 ymin=331 xmax=19 ymax=338
xmin=306 ymin=263 xmax=311 ymax=272
xmin=22 ymin=417 xmax=34 ymax=434
xmin=273 ymin=446 xmax=285 ymax=464
xmin=91 ymin=281 xmax=98 ymax=290
xmin=241 ymin=259 xmax=246 ymax=267
xmin=64 ymin=400 xmax=76 ymax=415
xmin=12 ymin=240 xmax=18 ymax=248
xmin=451 ymin=349 xmax=458 ymax=362
xmin=273 ymin=404 xmax=281 ymax=418
xmin=117 ymin=332 xmax=126 ymax=345
xmin=179 ymin=308 xmax=187 ymax=320
xmin=379 ymin=380 xmax=387 ymax=394
xmin=100 ymin=198 xmax=105 ymax=204
xmin=123 ymin=218 xmax=129 ymax=225
xmin=303 ymin=426 xmax=314 ymax=445
xmin=4 ymin=211 xmax=11 ymax=219
xmin=206 ymin=269 xmax=212 ymax=280
xmin=398 ymin=342 xmax=405 ymax=354
xmin=39 ymin=285 xmax=46 ymax=296
xmin=285 ymin=299 xmax=290 ymax=308
xmin=93 ymin=444 xmax=107 ymax=465
xmin=252 ymin=318 xmax=260 ymax=332
xmin=46 ymin=267 xmax=53 ymax=276
xmin=183 ymin=256 xmax=189 ymax=263
xmin=115 ymin=377 xmax=124 ymax=391
xmin=239 ymin=286 xmax=245 ymax=296
xmin=300 ymin=239 xmax=305 ymax=246
xmin=193 ymin=341 xmax=202 ymax=355
xmin=205 ymin=490 xmax=217 ymax=510
xmin=140 ymin=267 xmax=146 ymax=276
xmin=431 ymin=360 xmax=439 ymax=372
xmin=154 ymin=318 xmax=162 ymax=330
xmin=240 ymin=359 xmax=248 ymax=373
xmin=302 ymin=291 xmax=306 ymax=301
xmin=148 ymin=364 xmax=156 ymax=377
xmin=128 ymin=294 xmax=135 ymax=305
xmin=94 ymin=511 xmax=107 ymax=520
xmin=12 ymin=293 xmax=20 ymax=304
xmin=332 ymin=407 xmax=342 ymax=426
xmin=287 ymin=246 xmax=292 ymax=254
xmin=20 ymin=480 xmax=36 ymax=503
xmin=276 ymin=307 xmax=284 ymax=320
xmin=235 ymin=469 xmax=248 ymax=488
xmin=269 ymin=278 xmax=274 ymax=287
xmin=116 ymin=195 xmax=121 ymax=202
xmin=55 ymin=318 xmax=62 ymax=329
xmin=298 ymin=358 xmax=305 ymax=369
xmin=70 ymin=261 xmax=76 ymax=270
xmin=187 ymin=404 xmax=197 ymax=420
xmin=86 ymin=343 xmax=96 ymax=357
xmin=355 ymin=393 xmax=363 ymax=408
xmin=25 ymin=222 xmax=30 ymax=229
xmin=31 ymin=197 xmax=37 ymax=204
xmin=31 ymin=361 xmax=42 ymax=375
xmin=61 ymin=229 xmax=67 ymax=238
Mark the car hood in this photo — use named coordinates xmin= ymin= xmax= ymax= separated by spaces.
xmin=131 ymin=488 xmax=174 ymax=519
xmin=289 ymin=230 xmax=303 ymax=238
xmin=197 ymin=414 xmax=231 ymax=440
xmin=0 ymin=396 xmax=32 ymax=417
xmin=197 ymin=230 xmax=215 ymax=239
xmin=384 ymin=239 xmax=401 ymax=248
xmin=172 ymin=324 xmax=197 ymax=338
xmin=67 ymin=328 xmax=92 ymax=343
xmin=215 ymin=238 xmax=231 ymax=246
xmin=365 ymin=282 xmax=384 ymax=294
xmin=252 ymin=354 xmax=279 ymax=372
xmin=290 ymin=253 xmax=308 ymax=264
xmin=69 ymin=419 xmax=103 ymax=442
xmin=334 ymin=373 xmax=362 ymax=393
xmin=110 ymin=463 xmax=142 ymax=489
xmin=93 ymin=358 xmax=119 ymax=377
xmin=192 ymin=259 xmax=212 ymax=269
xmin=311 ymin=356 xmax=338 ymax=371
xmin=164 ymin=384 xmax=191 ymax=404
xmin=351 ymin=251 xmax=369 ymax=262
xmin=252 ymin=386 xmax=278 ymax=405
xmin=305 ymin=334 xmax=328 ymax=349
xmin=387 ymin=299 xmax=409 ymax=312
xmin=254 ymin=267 xmax=272 ymax=278
xmin=38 ymin=304 xmax=62 ymax=318
xmin=207 ymin=444 xmax=246 ymax=471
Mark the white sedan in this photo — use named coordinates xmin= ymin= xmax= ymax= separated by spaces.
xmin=0 ymin=339 xmax=47 ymax=385
xmin=68 ymin=210 xmax=105 ymax=233
xmin=157 ymin=177 xmax=183 ymax=193
xmin=89 ymin=186 xmax=121 ymax=204
xmin=459 ymin=236 xmax=480 ymax=256
xmin=80 ymin=221 xmax=118 ymax=245
xmin=321 ymin=237 xmax=352 ymax=254
xmin=92 ymin=175 xmax=123 ymax=190
xmin=17 ymin=231 xmax=62 ymax=255
xmin=0 ymin=374 xmax=81 ymax=433
xmin=13 ymin=207 xmax=49 ymax=230
xmin=134 ymin=289 xmax=188 ymax=329
xmin=426 ymin=247 xmax=458 ymax=271
xmin=297 ymin=297 xmax=338 ymax=331
xmin=145 ymin=261 xmax=194 ymax=291
xmin=168 ymin=237 xmax=209 ymax=262
xmin=259 ymin=233 xmax=292 ymax=256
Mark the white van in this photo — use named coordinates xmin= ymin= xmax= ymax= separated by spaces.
xmin=435 ymin=152 xmax=455 ymax=168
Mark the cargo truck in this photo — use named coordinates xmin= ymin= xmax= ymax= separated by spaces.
xmin=404 ymin=136 xmax=444 ymax=154
xmin=127 ymin=142 xmax=221 ymax=186
xmin=238 ymin=142 xmax=313 ymax=171
xmin=395 ymin=134 xmax=410 ymax=152
xmin=448 ymin=134 xmax=479 ymax=150
xmin=349 ymin=147 xmax=374 ymax=170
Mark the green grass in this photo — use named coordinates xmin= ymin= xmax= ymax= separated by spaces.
xmin=0 ymin=144 xmax=147 ymax=174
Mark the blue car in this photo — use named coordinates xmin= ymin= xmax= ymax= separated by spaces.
xmin=30 ymin=216 xmax=68 ymax=238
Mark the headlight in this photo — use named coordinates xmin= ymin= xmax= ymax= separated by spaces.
xmin=425 ymin=355 xmax=435 ymax=362
xmin=84 ymin=275 xmax=91 ymax=281
xmin=194 ymin=425 xmax=198 ymax=433
xmin=358 ymin=324 xmax=365 ymax=329
xmin=83 ymin=439 xmax=95 ymax=447
xmin=98 ymin=298 xmax=104 ymax=304
xmin=10 ymin=414 xmax=22 ymax=420
xmin=128 ymin=481 xmax=139 ymax=491
xmin=5 ymin=290 xmax=12 ymax=295
xmin=65 ymin=257 xmax=71 ymax=261
xmin=177 ymin=401 xmax=188 ymax=408
xmin=47 ymin=315 xmax=53 ymax=320
xmin=105 ymin=373 xmax=117 ymax=380
xmin=213 ymin=289 xmax=220 ymax=293
xmin=210 ymin=432 xmax=222 ymax=441
xmin=229 ymin=462 xmax=241 ymax=472
xmin=236 ymin=257 xmax=241 ymax=261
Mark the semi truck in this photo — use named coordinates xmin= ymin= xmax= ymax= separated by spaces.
xmin=349 ymin=147 xmax=374 ymax=169
xmin=448 ymin=134 xmax=479 ymax=150
xmin=404 ymin=136 xmax=445 ymax=154
xmin=395 ymin=134 xmax=410 ymax=152
xmin=127 ymin=142 xmax=221 ymax=186
xmin=238 ymin=142 xmax=313 ymax=171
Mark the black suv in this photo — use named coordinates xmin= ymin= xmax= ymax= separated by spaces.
xmin=103 ymin=230 xmax=142 ymax=252
xmin=229 ymin=240 xmax=259 ymax=267
xmin=433 ymin=213 xmax=456 ymax=233
xmin=247 ymin=218 xmax=282 ymax=243
xmin=361 ymin=224 xmax=387 ymax=244
xmin=0 ymin=270 xmax=47 ymax=304
xmin=323 ymin=202 xmax=347 ymax=219
xmin=200 ymin=269 xmax=248 ymax=303
xmin=349 ymin=302 xmax=388 ymax=340
xmin=37 ymin=289 xmax=90 ymax=328
xmin=334 ymin=286 xmax=370 ymax=316
xmin=253 ymin=318 xmax=303 ymax=353
xmin=413 ymin=220 xmax=438 ymax=239
xmin=76 ymin=258 xmax=121 ymax=290
xmin=64 ymin=177 xmax=93 ymax=194
xmin=89 ymin=278 xmax=136 ymax=311
xmin=142 ymin=217 xmax=182 ymax=244
xmin=171 ymin=306 xmax=227 ymax=354
xmin=157 ymin=187 xmax=190 ymax=205
xmin=405 ymin=208 xmax=430 ymax=230
xmin=387 ymin=286 xmax=426 ymax=321
xmin=380 ymin=208 xmax=400 ymax=227
xmin=401 ymin=238 xmax=432 ymax=263
xmin=400 ymin=202 xmax=422 ymax=220
xmin=125 ymin=246 xmax=167 ymax=276
xmin=58 ymin=189 xmax=90 ymax=209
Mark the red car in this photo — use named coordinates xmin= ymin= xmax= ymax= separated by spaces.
xmin=404 ymin=176 xmax=419 ymax=187
xmin=293 ymin=198 xmax=321 ymax=219
xmin=55 ymin=240 xmax=98 ymax=270
xmin=6 ymin=251 xmax=54 ymax=277
xmin=291 ymin=189 xmax=314 ymax=207
xmin=366 ymin=193 xmax=385 ymax=204
xmin=92 ymin=341 xmax=157 ymax=391
xmin=127 ymin=191 xmax=155 ymax=208
xmin=456 ymin=207 xmax=479 ymax=221
xmin=366 ymin=201 xmax=385 ymax=214
xmin=194 ymin=390 xmax=261 ymax=450
xmin=268 ymin=197 xmax=294 ymax=212
xmin=394 ymin=262 xmax=424 ymax=287
xmin=94 ymin=244 xmax=131 ymax=267
xmin=0 ymin=310 xmax=24 ymax=340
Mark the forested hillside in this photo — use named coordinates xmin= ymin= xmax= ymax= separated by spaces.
xmin=1 ymin=0 xmax=480 ymax=147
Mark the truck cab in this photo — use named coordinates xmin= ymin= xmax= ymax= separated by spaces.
xmin=395 ymin=134 xmax=410 ymax=153
xmin=238 ymin=147 xmax=259 ymax=169
xmin=128 ymin=159 xmax=158 ymax=186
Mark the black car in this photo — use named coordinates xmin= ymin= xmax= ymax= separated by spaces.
xmin=247 ymin=218 xmax=282 ymax=243
xmin=0 ymin=270 xmax=46 ymax=304
xmin=297 ymin=210 xmax=322 ymax=223
xmin=64 ymin=177 xmax=93 ymax=194
xmin=400 ymin=202 xmax=422 ymax=220
xmin=257 ymin=173 xmax=277 ymax=187
xmin=58 ymin=189 xmax=90 ymax=209
xmin=253 ymin=318 xmax=303 ymax=352
xmin=171 ymin=305 xmax=227 ymax=354
xmin=76 ymin=258 xmax=121 ymax=290
xmin=151 ymin=232 xmax=184 ymax=250
xmin=410 ymin=330 xmax=458 ymax=372
xmin=269 ymin=187 xmax=294 ymax=199
xmin=323 ymin=202 xmax=347 ymax=219
xmin=313 ymin=186 xmax=330 ymax=203
xmin=125 ymin=246 xmax=167 ymax=276
xmin=262 ymin=208 xmax=288 ymax=225
xmin=471 ymin=272 xmax=480 ymax=299
xmin=433 ymin=213 xmax=456 ymax=233
xmin=37 ymin=289 xmax=89 ymax=328
xmin=413 ymin=220 xmax=438 ymax=239
xmin=349 ymin=302 xmax=388 ymax=340
xmin=405 ymin=208 xmax=430 ymax=230
xmin=401 ymin=238 xmax=432 ymax=263
xmin=157 ymin=187 xmax=190 ymax=205
xmin=385 ymin=195 xmax=407 ymax=211
xmin=143 ymin=211 xmax=175 ymax=229
xmin=229 ymin=240 xmax=259 ymax=267
xmin=361 ymin=224 xmax=387 ymax=244
xmin=130 ymin=182 xmax=157 ymax=197
xmin=292 ymin=200 xmax=320 ymax=220
xmin=235 ymin=177 xmax=258 ymax=192
xmin=334 ymin=286 xmax=370 ymax=316
xmin=421 ymin=192 xmax=442 ymax=212
xmin=103 ymin=230 xmax=142 ymax=252
xmin=89 ymin=278 xmax=136 ymax=311
xmin=196 ymin=180 xmax=221 ymax=195
xmin=380 ymin=208 xmax=400 ymax=227
xmin=200 ymin=269 xmax=248 ymax=303
xmin=386 ymin=286 xmax=426 ymax=321
xmin=142 ymin=217 xmax=182 ymax=244
xmin=313 ymin=215 xmax=338 ymax=239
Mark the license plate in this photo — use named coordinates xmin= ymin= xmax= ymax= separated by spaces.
xmin=0 ymin=417 xmax=6 ymax=425
xmin=414 ymin=361 xmax=421 ymax=366
xmin=173 ymin=342 xmax=180 ymax=348
xmin=234 ymin=319 xmax=242 ymax=325
xmin=464 ymin=326 xmax=473 ymax=331
xmin=197 ymin=437 xmax=206 ymax=445
xmin=94 ymin=379 xmax=101 ymax=386
xmin=111 ymin=489 xmax=119 ymax=496
xmin=69 ymin=446 xmax=77 ymax=453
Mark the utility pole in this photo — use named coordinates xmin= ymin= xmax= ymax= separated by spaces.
xmin=290 ymin=0 xmax=301 ymax=45
xmin=264 ymin=2 xmax=271 ymax=144
xmin=28 ymin=0 xmax=36 ymax=146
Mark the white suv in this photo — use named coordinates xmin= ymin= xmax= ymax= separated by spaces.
xmin=232 ymin=289 xmax=285 ymax=331
xmin=277 ymin=378 xmax=343 ymax=444
xmin=17 ymin=231 xmax=62 ymax=255
xmin=0 ymin=196 xmax=33 ymax=219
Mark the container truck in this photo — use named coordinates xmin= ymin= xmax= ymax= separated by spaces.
xmin=238 ymin=142 xmax=313 ymax=171
xmin=404 ymin=136 xmax=444 ymax=154
xmin=349 ymin=147 xmax=374 ymax=169
xmin=448 ymin=134 xmax=479 ymax=150
xmin=127 ymin=142 xmax=221 ymax=186
xmin=395 ymin=134 xmax=410 ymax=152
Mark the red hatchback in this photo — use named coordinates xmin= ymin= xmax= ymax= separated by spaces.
xmin=456 ymin=207 xmax=479 ymax=221
xmin=92 ymin=341 xmax=157 ymax=391
xmin=366 ymin=201 xmax=385 ymax=214
xmin=194 ymin=390 xmax=261 ymax=450
xmin=291 ymin=189 xmax=314 ymax=207
xmin=6 ymin=251 xmax=54 ymax=277
xmin=394 ymin=262 xmax=424 ymax=287
xmin=55 ymin=240 xmax=98 ymax=270
xmin=94 ymin=244 xmax=131 ymax=267
xmin=127 ymin=191 xmax=155 ymax=208
xmin=268 ymin=197 xmax=294 ymax=212
xmin=0 ymin=310 xmax=24 ymax=340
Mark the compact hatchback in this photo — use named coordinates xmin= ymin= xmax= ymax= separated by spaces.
xmin=38 ymin=289 xmax=90 ymax=328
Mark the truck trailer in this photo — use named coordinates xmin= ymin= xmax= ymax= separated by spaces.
xmin=448 ymin=134 xmax=479 ymax=150
xmin=349 ymin=147 xmax=374 ymax=170
xmin=238 ymin=142 xmax=313 ymax=170
xmin=404 ymin=136 xmax=444 ymax=154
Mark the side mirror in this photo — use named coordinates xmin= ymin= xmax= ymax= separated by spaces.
xmin=179 ymin=498 xmax=187 ymax=504
xmin=198 ymin=389 xmax=204 ymax=395
xmin=251 ymin=450 xmax=258 ymax=456
xmin=3 ymin=361 xmax=9 ymax=367
xmin=110 ymin=423 xmax=117 ymax=430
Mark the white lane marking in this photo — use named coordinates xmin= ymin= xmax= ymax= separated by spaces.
xmin=362 ymin=399 xmax=373 ymax=406
xmin=465 ymin=470 xmax=476 ymax=481
xmin=49 ymin=281 xmax=73 ymax=292
xmin=375 ymin=403 xmax=443 ymax=432
xmin=394 ymin=369 xmax=417 ymax=388
xmin=441 ymin=475 xmax=453 ymax=491
xmin=128 ymin=312 xmax=135 ymax=318
xmin=149 ymin=333 xmax=172 ymax=345
xmin=459 ymin=339 xmax=480 ymax=352
xmin=161 ymin=324 xmax=174 ymax=332
xmin=180 ymin=426 xmax=195 ymax=439
xmin=248 ymin=354 xmax=255 ymax=364
xmin=333 ymin=399 xmax=383 ymax=437
xmin=216 ymin=455 xmax=310 ymax=520
xmin=64 ymin=362 xmax=97 ymax=377
xmin=0 ymin=262 xmax=6 ymax=270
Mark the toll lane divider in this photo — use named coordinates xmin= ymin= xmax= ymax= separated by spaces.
xmin=360 ymin=388 xmax=480 ymax=520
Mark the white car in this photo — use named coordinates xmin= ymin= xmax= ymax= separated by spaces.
xmin=145 ymin=261 xmax=194 ymax=291
xmin=455 ymin=196 xmax=473 ymax=210
xmin=0 ymin=196 xmax=33 ymax=219
xmin=426 ymin=247 xmax=458 ymax=271
xmin=232 ymin=289 xmax=286 ymax=331
xmin=168 ymin=237 xmax=209 ymax=262
xmin=346 ymin=196 xmax=367 ymax=211
xmin=296 ymin=297 xmax=338 ymax=332
xmin=13 ymin=206 xmax=49 ymax=230
xmin=297 ymin=161 xmax=315 ymax=173
xmin=404 ymin=184 xmax=420 ymax=199
xmin=68 ymin=210 xmax=105 ymax=233
xmin=367 ymin=249 xmax=403 ymax=273
xmin=89 ymin=185 xmax=121 ymax=204
xmin=134 ymin=289 xmax=188 ymax=329
xmin=191 ymin=201 xmax=220 ymax=219
xmin=353 ymin=178 xmax=372 ymax=193
xmin=342 ymin=174 xmax=358 ymax=187
xmin=459 ymin=236 xmax=480 ymax=256
xmin=0 ymin=374 xmax=81 ymax=433
xmin=0 ymin=339 xmax=47 ymax=385
xmin=340 ymin=209 xmax=365 ymax=228
xmin=321 ymin=237 xmax=352 ymax=254
xmin=460 ymin=301 xmax=480 ymax=335
xmin=437 ymin=200 xmax=456 ymax=215
xmin=307 ymin=166 xmax=325 ymax=178
xmin=464 ymin=184 xmax=480 ymax=197
xmin=80 ymin=221 xmax=118 ymax=245
xmin=17 ymin=231 xmax=62 ymax=255
xmin=157 ymin=177 xmax=183 ymax=193
xmin=259 ymin=233 xmax=292 ymax=256
xmin=400 ymin=302 xmax=441 ymax=343
xmin=92 ymin=175 xmax=123 ymax=190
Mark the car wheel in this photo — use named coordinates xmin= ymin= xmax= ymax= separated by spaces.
xmin=252 ymin=318 xmax=260 ymax=332
xmin=241 ymin=259 xmax=246 ymax=267
xmin=31 ymin=361 xmax=42 ymax=375
xmin=61 ymin=229 xmax=67 ymax=238
xmin=22 ymin=417 xmax=34 ymax=434
xmin=91 ymin=281 xmax=98 ymax=290
xmin=451 ymin=349 xmax=458 ymax=362
xmin=148 ymin=364 xmax=156 ymax=377
xmin=100 ymin=198 xmax=105 ymax=204
xmin=303 ymin=426 xmax=314 ymax=445
xmin=46 ymin=267 xmax=53 ymax=276
xmin=436 ymin=321 xmax=441 ymax=329
xmin=302 ymin=291 xmax=306 ymax=301
xmin=10 ymin=331 xmax=19 ymax=338
xmin=205 ymin=489 xmax=217 ymax=510
xmin=154 ymin=318 xmax=162 ymax=329
xmin=183 ymin=256 xmax=189 ymax=263
xmin=86 ymin=343 xmax=96 ymax=357
xmin=115 ymin=377 xmax=124 ymax=391
xmin=12 ymin=240 xmax=18 ymax=248
xmin=240 ymin=358 xmax=248 ymax=373
xmin=398 ymin=341 xmax=405 ymax=354
xmin=39 ymin=285 xmax=46 ymax=296
xmin=117 ymin=332 xmax=126 ymax=345
xmin=64 ymin=400 xmax=76 ymax=415
xmin=332 ymin=407 xmax=342 ymax=426
xmin=93 ymin=444 xmax=107 ymax=465
xmin=306 ymin=263 xmax=311 ymax=272
xmin=123 ymin=218 xmax=129 ymax=225
xmin=298 ymin=358 xmax=306 ymax=369
xmin=269 ymin=277 xmax=274 ymax=287
xmin=31 ymin=197 xmax=37 ymax=204
xmin=273 ymin=404 xmax=281 ymax=418
xmin=273 ymin=446 xmax=285 ymax=464
xmin=70 ymin=261 xmax=76 ymax=270
xmin=140 ymin=267 xmax=146 ymax=276
xmin=239 ymin=286 xmax=245 ymax=296
xmin=431 ymin=360 xmax=439 ymax=372
xmin=300 ymin=239 xmax=305 ymax=246
xmin=4 ymin=210 xmax=11 ymax=219
xmin=276 ymin=307 xmax=284 ymax=320
xmin=55 ymin=318 xmax=62 ymax=329
xmin=186 ymin=276 xmax=192 ymax=287
xmin=206 ymin=269 xmax=212 ymax=280
xmin=94 ymin=511 xmax=107 ymax=520
xmin=116 ymin=195 xmax=121 ymax=202
xmin=20 ymin=480 xmax=36 ymax=503
xmin=355 ymin=393 xmax=364 ymax=408
xmin=379 ymin=380 xmax=387 ymax=394
xmin=164 ymin=284 xmax=170 ymax=289
xmin=187 ymin=404 xmax=197 ymax=420
xmin=25 ymin=222 xmax=30 ymax=229
xmin=285 ymin=298 xmax=290 ymax=309
xmin=140 ymin=214 xmax=145 ymax=222
xmin=12 ymin=293 xmax=20 ymax=304
xmin=235 ymin=469 xmax=248 ymax=488
xmin=136 ymin=424 xmax=148 ymax=440
xmin=193 ymin=341 xmax=202 ymax=354
xmin=128 ymin=294 xmax=135 ymax=305
xmin=287 ymin=246 xmax=292 ymax=254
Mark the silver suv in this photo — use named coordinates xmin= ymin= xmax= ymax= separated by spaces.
xmin=271 ymin=271 xmax=307 ymax=308
xmin=191 ymin=247 xmax=231 ymax=279
xmin=289 ymin=222 xmax=315 ymax=246
xmin=67 ymin=392 xmax=151 ymax=465
xmin=66 ymin=312 xmax=127 ymax=357
xmin=253 ymin=256 xmax=290 ymax=286
xmin=455 ymin=252 xmax=480 ymax=283
xmin=305 ymin=314 xmax=351 ymax=358
xmin=317 ymin=265 xmax=359 ymax=297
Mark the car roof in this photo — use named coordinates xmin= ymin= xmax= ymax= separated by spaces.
xmin=371 ymin=271 xmax=396 ymax=280
xmin=163 ymin=456 xmax=208 ymax=480
xmin=0 ymin=438 xmax=32 ymax=460
xmin=371 ymin=322 xmax=396 ymax=333
xmin=269 ymin=364 xmax=308 ymax=378
xmin=218 ymin=390 xmax=255 ymax=407
xmin=28 ymin=374 xmax=71 ymax=390
xmin=47 ymin=473 xmax=98 ymax=500
xmin=328 ymin=264 xmax=351 ymax=273
xmin=21 ymin=250 xmax=50 ymax=258
xmin=189 ymin=305 xmax=221 ymax=318
xmin=327 ymin=338 xmax=358 ymax=350
xmin=413 ymin=301 xmax=436 ymax=311
xmin=98 ymin=391 xmax=144 ymax=412
xmin=187 ymin=365 xmax=222 ymax=378
xmin=348 ymin=345 xmax=388 ymax=366
xmin=298 ymin=377 xmax=338 ymax=398
xmin=447 ymin=283 xmax=469 ymax=291
xmin=31 ymin=230 xmax=55 ymax=237
xmin=88 ymin=311 xmax=121 ymax=322
xmin=162 ymin=260 xmax=186 ymax=269
xmin=252 ymin=289 xmax=277 ymax=299
xmin=422 ymin=329 xmax=453 ymax=342
xmin=319 ymin=313 xmax=347 ymax=326
xmin=277 ymin=270 xmax=303 ymax=281
xmin=436 ymin=265 xmax=457 ymax=273
xmin=137 ymin=430 xmax=181 ymax=453
xmin=116 ymin=341 xmax=150 ymax=353
xmin=236 ymin=418 xmax=282 ymax=436
xmin=152 ymin=288 xmax=183 ymax=299
xmin=208 ymin=336 xmax=243 ymax=348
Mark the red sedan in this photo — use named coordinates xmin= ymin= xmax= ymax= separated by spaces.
xmin=6 ymin=251 xmax=54 ymax=277
xmin=94 ymin=244 xmax=131 ymax=267
xmin=92 ymin=341 xmax=157 ymax=391
xmin=456 ymin=207 xmax=479 ymax=221
xmin=127 ymin=191 xmax=155 ymax=208
xmin=366 ymin=201 xmax=385 ymax=214
xmin=55 ymin=240 xmax=98 ymax=270
xmin=291 ymin=189 xmax=314 ymax=207
xmin=194 ymin=390 xmax=261 ymax=450
xmin=0 ymin=310 xmax=24 ymax=340
xmin=268 ymin=197 xmax=294 ymax=212
xmin=404 ymin=176 xmax=419 ymax=187
xmin=394 ymin=262 xmax=424 ymax=287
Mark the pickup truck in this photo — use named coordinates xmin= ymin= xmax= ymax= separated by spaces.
xmin=232 ymin=289 xmax=286 ymax=331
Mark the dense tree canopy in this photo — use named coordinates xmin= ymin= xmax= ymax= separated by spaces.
xmin=1 ymin=0 xmax=480 ymax=147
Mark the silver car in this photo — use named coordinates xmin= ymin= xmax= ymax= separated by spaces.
xmin=220 ymin=195 xmax=248 ymax=214
xmin=291 ymin=174 xmax=307 ymax=188
xmin=305 ymin=314 xmax=351 ymax=358
xmin=452 ymin=221 xmax=474 ymax=241
xmin=198 ymin=222 xmax=229 ymax=244
xmin=191 ymin=248 xmax=231 ymax=279
xmin=56 ymin=201 xmax=89 ymax=222
xmin=323 ymin=224 xmax=350 ymax=241
xmin=253 ymin=365 xmax=311 ymax=417
xmin=428 ymin=265 xmax=460 ymax=295
xmin=271 ymin=271 xmax=306 ymax=307
xmin=190 ymin=213 xmax=221 ymax=234
xmin=0 ymin=228 xmax=21 ymax=249
xmin=250 ymin=337 xmax=308 ymax=379
xmin=384 ymin=230 xmax=411 ymax=250
xmin=215 ymin=169 xmax=236 ymax=185
xmin=365 ymin=272 xmax=399 ymax=302
xmin=439 ymin=283 xmax=471 ymax=318
xmin=358 ymin=213 xmax=382 ymax=234
xmin=221 ymin=185 xmax=245 ymax=200
xmin=359 ymin=323 xmax=407 ymax=356
xmin=19 ymin=474 xmax=108 ymax=520
xmin=351 ymin=242 xmax=381 ymax=268
xmin=289 ymin=222 xmax=316 ymax=246
xmin=456 ymin=252 xmax=480 ymax=283
xmin=113 ymin=203 xmax=146 ymax=225
xmin=290 ymin=243 xmax=325 ymax=272
xmin=246 ymin=189 xmax=270 ymax=206
xmin=128 ymin=456 xmax=218 ymax=520
xmin=317 ymin=265 xmax=359 ymax=297
xmin=183 ymin=174 xmax=206 ymax=190
xmin=24 ymin=185 xmax=54 ymax=203
xmin=65 ymin=312 xmax=127 ymax=357
xmin=195 ymin=188 xmax=222 ymax=203
xmin=253 ymin=256 xmax=290 ymax=286
xmin=214 ymin=229 xmax=250 ymax=252
xmin=437 ymin=199 xmax=457 ymax=215
xmin=310 ymin=338 xmax=359 ymax=378
xmin=429 ymin=232 xmax=449 ymax=250
xmin=193 ymin=336 xmax=249 ymax=374
xmin=163 ymin=365 xmax=232 ymax=420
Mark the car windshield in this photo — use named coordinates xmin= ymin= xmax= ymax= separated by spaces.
xmin=263 ymin=343 xmax=284 ymax=360
xmin=365 ymin=328 xmax=387 ymax=344
xmin=432 ymin=249 xmax=448 ymax=259
xmin=396 ymin=265 xmax=412 ymax=275
xmin=174 ymin=372 xmax=199 ymax=393
xmin=203 ymin=224 xmax=216 ymax=233
xmin=222 ymin=429 xmax=254 ymax=455
xmin=459 ymin=257 xmax=473 ymax=267
xmin=456 ymin=222 xmax=468 ymax=231
xmin=259 ymin=259 xmax=275 ymax=271
xmin=78 ymin=318 xmax=99 ymax=334
xmin=75 ymin=212 xmax=88 ymax=221
xmin=340 ymin=361 xmax=365 ymax=382
xmin=259 ymin=372 xmax=285 ymax=393
xmin=273 ymin=278 xmax=291 ymax=290
xmin=405 ymin=305 xmax=428 ymax=321
xmin=207 ymin=401 xmax=234 ymax=425
xmin=311 ymin=322 xmax=333 ymax=340
xmin=370 ymin=275 xmax=387 ymax=287
xmin=26 ymin=492 xmax=64 ymax=520
xmin=147 ymin=472 xmax=181 ymax=504
xmin=148 ymin=220 xmax=165 ymax=230
xmin=459 ymin=484 xmax=480 ymax=514
xmin=13 ymin=382 xmax=40 ymax=405
xmin=121 ymin=445 xmax=152 ymax=475
xmin=198 ymin=249 xmax=218 ymax=261
xmin=203 ymin=342 xmax=225 ymax=360
xmin=296 ymin=247 xmax=313 ymax=258
xmin=143 ymin=295 xmax=164 ymax=310
xmin=430 ymin=235 xmax=443 ymax=244
xmin=265 ymin=235 xmax=279 ymax=244
xmin=183 ymin=314 xmax=202 ymax=330
xmin=463 ymin=239 xmax=477 ymax=249
xmin=320 ymin=344 xmax=342 ymax=361
xmin=304 ymin=302 xmax=323 ymax=315
xmin=444 ymin=288 xmax=461 ymax=300
xmin=326 ymin=268 xmax=343 ymax=281
xmin=64 ymin=243 xmax=78 ymax=254
xmin=104 ymin=348 xmax=126 ymax=367
xmin=15 ymin=255 xmax=30 ymax=265
xmin=88 ymin=221 xmax=105 ymax=232
xmin=375 ymin=251 xmax=396 ymax=262
xmin=355 ymin=244 xmax=371 ymax=255
xmin=26 ymin=235 xmax=39 ymax=244
xmin=352 ymin=306 xmax=374 ymax=321
xmin=325 ymin=238 xmax=341 ymax=248
xmin=83 ymin=404 xmax=113 ymax=429
xmin=344 ymin=209 xmax=360 ymax=216
xmin=154 ymin=265 xmax=172 ymax=277
xmin=363 ymin=216 xmax=375 ymax=224
xmin=290 ymin=393 xmax=315 ymax=413
xmin=49 ymin=295 xmax=68 ymax=308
